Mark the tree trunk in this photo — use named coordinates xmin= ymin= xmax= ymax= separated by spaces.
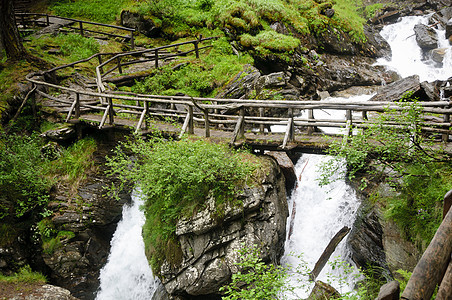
xmin=0 ymin=0 xmax=27 ymax=60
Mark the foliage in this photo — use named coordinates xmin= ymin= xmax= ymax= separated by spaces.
xmin=133 ymin=0 xmax=366 ymax=48
xmin=219 ymin=246 xmax=385 ymax=300
xmin=106 ymin=136 xmax=257 ymax=272
xmin=0 ymin=265 xmax=46 ymax=284
xmin=396 ymin=269 xmax=412 ymax=294
xmin=49 ymin=0 xmax=128 ymax=23
xmin=133 ymin=37 xmax=253 ymax=97
xmin=220 ymin=244 xmax=292 ymax=299
xmin=54 ymin=34 xmax=100 ymax=61
xmin=47 ymin=137 xmax=97 ymax=184
xmin=362 ymin=3 xmax=385 ymax=19
xmin=0 ymin=133 xmax=51 ymax=219
xmin=318 ymin=96 xmax=451 ymax=246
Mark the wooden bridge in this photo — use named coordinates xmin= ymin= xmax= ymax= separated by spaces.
xmin=25 ymin=34 xmax=452 ymax=152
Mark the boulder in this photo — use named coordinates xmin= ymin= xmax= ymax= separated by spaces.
xmin=414 ymin=24 xmax=438 ymax=50
xmin=42 ymin=126 xmax=76 ymax=141
xmin=348 ymin=209 xmax=392 ymax=280
xmin=431 ymin=47 xmax=448 ymax=64
xmin=446 ymin=18 xmax=452 ymax=41
xmin=120 ymin=10 xmax=161 ymax=38
xmin=307 ymin=281 xmax=340 ymax=299
xmin=159 ymin=157 xmax=288 ymax=298
xmin=216 ymin=64 xmax=261 ymax=99
xmin=9 ymin=284 xmax=79 ymax=300
xmin=420 ymin=81 xmax=441 ymax=101
xmin=370 ymin=75 xmax=422 ymax=102
xmin=376 ymin=280 xmax=400 ymax=300
xmin=266 ymin=151 xmax=297 ymax=195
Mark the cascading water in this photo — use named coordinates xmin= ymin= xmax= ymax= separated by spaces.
xmin=95 ymin=191 xmax=157 ymax=300
xmin=281 ymin=13 xmax=451 ymax=298
xmin=376 ymin=15 xmax=452 ymax=82
xmin=281 ymin=154 xmax=361 ymax=298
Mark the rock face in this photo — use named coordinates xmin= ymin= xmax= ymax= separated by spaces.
xmin=9 ymin=284 xmax=79 ymax=300
xmin=414 ymin=24 xmax=438 ymax=50
xmin=159 ymin=156 xmax=289 ymax=298
xmin=370 ymin=75 xmax=423 ymax=102
xmin=348 ymin=208 xmax=393 ymax=280
xmin=120 ymin=10 xmax=161 ymax=38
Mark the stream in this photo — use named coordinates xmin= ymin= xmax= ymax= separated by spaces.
xmin=94 ymin=14 xmax=451 ymax=299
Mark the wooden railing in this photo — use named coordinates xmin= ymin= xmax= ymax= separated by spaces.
xmin=15 ymin=13 xmax=136 ymax=49
xmin=24 ymin=34 xmax=452 ymax=148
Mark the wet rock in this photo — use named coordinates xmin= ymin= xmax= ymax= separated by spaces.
xmin=42 ymin=126 xmax=76 ymax=141
xmin=307 ymin=281 xmax=340 ymax=299
xmin=431 ymin=47 xmax=448 ymax=64
xmin=120 ymin=10 xmax=161 ymax=38
xmin=217 ymin=64 xmax=261 ymax=99
xmin=159 ymin=157 xmax=288 ymax=298
xmin=446 ymin=18 xmax=452 ymax=40
xmin=255 ymin=72 xmax=288 ymax=90
xmin=9 ymin=284 xmax=79 ymax=300
xmin=414 ymin=24 xmax=438 ymax=50
xmin=420 ymin=81 xmax=441 ymax=101
xmin=324 ymin=8 xmax=335 ymax=18
xmin=370 ymin=75 xmax=422 ymax=102
xmin=266 ymin=151 xmax=296 ymax=195
xmin=376 ymin=280 xmax=400 ymax=300
xmin=348 ymin=209 xmax=392 ymax=280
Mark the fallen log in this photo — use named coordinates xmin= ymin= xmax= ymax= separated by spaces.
xmin=309 ymin=226 xmax=351 ymax=281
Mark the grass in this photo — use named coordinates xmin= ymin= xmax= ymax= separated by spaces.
xmin=49 ymin=0 xmax=130 ymax=23
xmin=0 ymin=266 xmax=46 ymax=284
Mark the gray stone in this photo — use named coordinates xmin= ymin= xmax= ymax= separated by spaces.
xmin=256 ymin=72 xmax=288 ymax=90
xmin=42 ymin=126 xmax=76 ymax=141
xmin=266 ymin=151 xmax=297 ymax=195
xmin=431 ymin=47 xmax=448 ymax=64
xmin=370 ymin=75 xmax=421 ymax=102
xmin=325 ymin=8 xmax=335 ymax=18
xmin=159 ymin=157 xmax=288 ymax=297
xmin=10 ymin=284 xmax=79 ymax=300
xmin=307 ymin=281 xmax=340 ymax=299
xmin=216 ymin=64 xmax=261 ymax=99
xmin=120 ymin=10 xmax=161 ymax=38
xmin=420 ymin=81 xmax=441 ymax=101
xmin=446 ymin=18 xmax=452 ymax=40
xmin=414 ymin=24 xmax=438 ymax=50
xmin=376 ymin=280 xmax=400 ymax=300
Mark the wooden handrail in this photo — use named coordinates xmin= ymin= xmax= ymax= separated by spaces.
xmin=15 ymin=12 xmax=136 ymax=48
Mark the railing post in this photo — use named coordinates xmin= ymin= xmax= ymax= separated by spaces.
xmin=97 ymin=55 xmax=104 ymax=74
xmin=259 ymin=107 xmax=265 ymax=133
xmin=155 ymin=49 xmax=159 ymax=68
xmin=239 ymin=107 xmax=245 ymax=138
xmin=117 ymin=57 xmax=123 ymax=74
xmin=21 ymin=14 xmax=25 ymax=28
xmin=75 ymin=92 xmax=80 ymax=119
xmin=307 ymin=109 xmax=315 ymax=135
xmin=442 ymin=113 xmax=450 ymax=142
xmin=345 ymin=109 xmax=353 ymax=137
xmin=130 ymin=30 xmax=135 ymax=49
xmin=107 ymin=98 xmax=114 ymax=124
xmin=195 ymin=35 xmax=202 ymax=59
xmin=79 ymin=21 xmax=84 ymax=36
xmin=46 ymin=14 xmax=50 ymax=26
xmin=144 ymin=101 xmax=149 ymax=129
xmin=204 ymin=108 xmax=210 ymax=138
xmin=288 ymin=108 xmax=294 ymax=142
xmin=188 ymin=105 xmax=194 ymax=134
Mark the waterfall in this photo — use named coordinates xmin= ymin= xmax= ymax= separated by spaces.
xmin=281 ymin=155 xmax=361 ymax=298
xmin=376 ymin=15 xmax=451 ymax=82
xmin=95 ymin=191 xmax=157 ymax=300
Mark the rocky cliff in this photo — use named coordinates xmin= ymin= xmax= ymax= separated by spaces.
xmin=158 ymin=156 xmax=289 ymax=299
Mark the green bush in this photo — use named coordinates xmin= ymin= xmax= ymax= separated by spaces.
xmin=0 ymin=133 xmax=51 ymax=219
xmin=106 ymin=136 xmax=257 ymax=273
xmin=318 ymin=98 xmax=451 ymax=246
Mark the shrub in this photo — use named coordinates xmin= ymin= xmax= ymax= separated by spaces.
xmin=49 ymin=0 xmax=127 ymax=23
xmin=106 ymin=136 xmax=257 ymax=273
xmin=0 ymin=133 xmax=51 ymax=219
xmin=0 ymin=265 xmax=46 ymax=284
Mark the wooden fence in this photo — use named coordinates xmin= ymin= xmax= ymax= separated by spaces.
xmin=15 ymin=12 xmax=136 ymax=49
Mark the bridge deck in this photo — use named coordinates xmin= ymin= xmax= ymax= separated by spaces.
xmin=78 ymin=113 xmax=336 ymax=153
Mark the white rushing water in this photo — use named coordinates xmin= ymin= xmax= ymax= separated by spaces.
xmin=281 ymin=154 xmax=361 ymax=298
xmin=96 ymin=191 xmax=157 ymax=300
xmin=377 ymin=15 xmax=452 ymax=82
